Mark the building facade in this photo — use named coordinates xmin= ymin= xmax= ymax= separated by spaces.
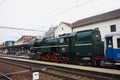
xmin=72 ymin=9 xmax=120 ymax=40
xmin=44 ymin=27 xmax=57 ymax=38
xmin=15 ymin=35 xmax=37 ymax=45
xmin=46 ymin=9 xmax=120 ymax=41
xmin=54 ymin=22 xmax=72 ymax=37
xmin=54 ymin=9 xmax=120 ymax=41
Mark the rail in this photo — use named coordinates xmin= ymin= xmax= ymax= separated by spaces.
xmin=0 ymin=73 xmax=12 ymax=80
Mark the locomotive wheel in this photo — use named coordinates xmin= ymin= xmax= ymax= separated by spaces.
xmin=40 ymin=54 xmax=44 ymax=60
xmin=45 ymin=53 xmax=51 ymax=61
xmin=86 ymin=61 xmax=95 ymax=66
xmin=74 ymin=58 xmax=81 ymax=65
xmin=100 ymin=60 xmax=105 ymax=67
xmin=52 ymin=54 xmax=58 ymax=62
xmin=58 ymin=55 xmax=68 ymax=63
xmin=62 ymin=57 xmax=68 ymax=64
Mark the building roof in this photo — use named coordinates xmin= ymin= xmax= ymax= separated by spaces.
xmin=61 ymin=22 xmax=72 ymax=27
xmin=0 ymin=45 xmax=5 ymax=49
xmin=72 ymin=9 xmax=120 ymax=28
xmin=16 ymin=35 xmax=37 ymax=43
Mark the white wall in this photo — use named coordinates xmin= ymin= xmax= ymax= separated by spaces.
xmin=73 ymin=18 xmax=120 ymax=41
xmin=54 ymin=23 xmax=72 ymax=37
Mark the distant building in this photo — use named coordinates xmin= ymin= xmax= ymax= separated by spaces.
xmin=44 ymin=27 xmax=57 ymax=38
xmin=54 ymin=9 xmax=120 ymax=40
xmin=54 ymin=22 xmax=72 ymax=37
xmin=4 ymin=41 xmax=15 ymax=46
xmin=0 ymin=45 xmax=5 ymax=53
xmin=0 ymin=45 xmax=5 ymax=48
xmin=0 ymin=35 xmax=36 ymax=54
xmin=15 ymin=35 xmax=37 ymax=45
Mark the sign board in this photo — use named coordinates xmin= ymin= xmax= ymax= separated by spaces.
xmin=32 ymin=72 xmax=39 ymax=80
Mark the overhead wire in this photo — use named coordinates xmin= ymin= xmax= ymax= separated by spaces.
xmin=0 ymin=0 xmax=94 ymax=32
xmin=0 ymin=0 xmax=45 ymax=32
xmin=0 ymin=26 xmax=45 ymax=32
xmin=28 ymin=0 xmax=119 ymax=27
xmin=27 ymin=0 xmax=95 ymax=27
xmin=0 ymin=0 xmax=118 ymax=32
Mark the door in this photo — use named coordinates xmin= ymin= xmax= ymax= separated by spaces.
xmin=106 ymin=37 xmax=114 ymax=59
xmin=114 ymin=38 xmax=120 ymax=60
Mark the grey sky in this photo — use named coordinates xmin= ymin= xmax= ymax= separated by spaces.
xmin=0 ymin=0 xmax=120 ymax=44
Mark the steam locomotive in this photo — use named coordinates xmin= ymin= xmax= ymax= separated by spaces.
xmin=29 ymin=29 xmax=104 ymax=66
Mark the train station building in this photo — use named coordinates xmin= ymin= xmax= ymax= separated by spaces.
xmin=54 ymin=9 xmax=120 ymax=40
xmin=0 ymin=35 xmax=37 ymax=55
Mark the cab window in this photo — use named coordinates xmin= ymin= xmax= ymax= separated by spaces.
xmin=60 ymin=38 xmax=69 ymax=43
xmin=60 ymin=38 xmax=64 ymax=43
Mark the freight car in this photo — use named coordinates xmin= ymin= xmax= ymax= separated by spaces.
xmin=29 ymin=29 xmax=104 ymax=66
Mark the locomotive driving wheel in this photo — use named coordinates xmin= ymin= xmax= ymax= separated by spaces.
xmin=45 ymin=53 xmax=51 ymax=61
xmin=40 ymin=54 xmax=45 ymax=61
xmin=52 ymin=54 xmax=58 ymax=62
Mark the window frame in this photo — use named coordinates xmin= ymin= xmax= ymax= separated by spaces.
xmin=110 ymin=24 xmax=116 ymax=32
xmin=117 ymin=38 xmax=120 ymax=48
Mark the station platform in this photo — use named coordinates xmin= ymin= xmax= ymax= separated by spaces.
xmin=0 ymin=53 xmax=30 ymax=59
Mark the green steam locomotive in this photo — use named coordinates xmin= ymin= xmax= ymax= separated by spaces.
xmin=29 ymin=29 xmax=104 ymax=66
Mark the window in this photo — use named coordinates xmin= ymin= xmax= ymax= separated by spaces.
xmin=117 ymin=38 xmax=120 ymax=48
xmin=64 ymin=38 xmax=69 ymax=42
xmin=95 ymin=27 xmax=99 ymax=30
xmin=106 ymin=37 xmax=113 ymax=48
xmin=108 ymin=39 xmax=112 ymax=48
xmin=110 ymin=25 xmax=116 ymax=32
xmin=60 ymin=38 xmax=64 ymax=43
xmin=62 ymin=27 xmax=63 ymax=31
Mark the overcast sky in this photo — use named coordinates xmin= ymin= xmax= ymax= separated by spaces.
xmin=0 ymin=0 xmax=120 ymax=44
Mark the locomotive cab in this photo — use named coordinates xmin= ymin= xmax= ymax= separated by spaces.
xmin=59 ymin=33 xmax=75 ymax=54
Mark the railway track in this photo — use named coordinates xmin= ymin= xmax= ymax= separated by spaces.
xmin=0 ymin=57 xmax=120 ymax=80
xmin=0 ymin=73 xmax=12 ymax=80
xmin=1 ymin=53 xmax=120 ymax=70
